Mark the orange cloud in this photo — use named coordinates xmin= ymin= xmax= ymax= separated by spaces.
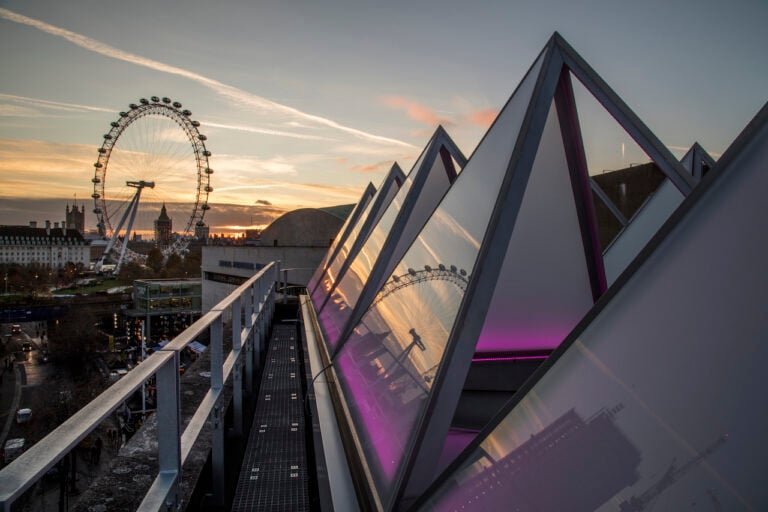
xmin=382 ymin=96 xmax=454 ymax=127
xmin=465 ymin=108 xmax=498 ymax=128
xmin=350 ymin=160 xmax=394 ymax=173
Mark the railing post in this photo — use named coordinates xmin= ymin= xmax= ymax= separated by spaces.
xmin=211 ymin=315 xmax=223 ymax=391
xmin=254 ymin=278 xmax=263 ymax=373
xmin=157 ymin=352 xmax=181 ymax=509
xmin=244 ymin=282 xmax=254 ymax=395
xmin=282 ymin=268 xmax=288 ymax=304
xmin=210 ymin=314 xmax=225 ymax=507
xmin=231 ymin=297 xmax=243 ymax=437
xmin=211 ymin=404 xmax=225 ymax=508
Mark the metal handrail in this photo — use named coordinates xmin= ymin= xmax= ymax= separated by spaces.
xmin=0 ymin=261 xmax=280 ymax=511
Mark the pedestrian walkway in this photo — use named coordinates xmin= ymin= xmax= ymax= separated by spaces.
xmin=231 ymin=322 xmax=310 ymax=512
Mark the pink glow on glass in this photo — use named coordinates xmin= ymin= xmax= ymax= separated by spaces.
xmin=437 ymin=429 xmax=479 ymax=474
xmin=472 ymin=354 xmax=549 ymax=363
xmin=335 ymin=349 xmax=422 ymax=486
xmin=475 ymin=327 xmax=575 ymax=353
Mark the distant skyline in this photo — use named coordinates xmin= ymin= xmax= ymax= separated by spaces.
xmin=1 ymin=0 xmax=766 ymax=234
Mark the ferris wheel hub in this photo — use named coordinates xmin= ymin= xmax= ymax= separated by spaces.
xmin=126 ymin=180 xmax=156 ymax=189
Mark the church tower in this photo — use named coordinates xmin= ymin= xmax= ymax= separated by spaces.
xmin=66 ymin=203 xmax=85 ymax=234
xmin=154 ymin=203 xmax=173 ymax=248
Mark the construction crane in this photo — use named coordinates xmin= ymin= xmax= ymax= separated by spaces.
xmin=619 ymin=434 xmax=727 ymax=512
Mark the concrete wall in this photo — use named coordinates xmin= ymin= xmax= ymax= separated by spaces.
xmin=201 ymin=245 xmax=328 ymax=312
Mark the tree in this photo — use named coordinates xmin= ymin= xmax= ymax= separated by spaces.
xmin=182 ymin=252 xmax=202 ymax=277
xmin=146 ymin=248 xmax=164 ymax=273
xmin=49 ymin=307 xmax=104 ymax=372
xmin=117 ymin=261 xmax=150 ymax=285
xmin=164 ymin=253 xmax=184 ymax=278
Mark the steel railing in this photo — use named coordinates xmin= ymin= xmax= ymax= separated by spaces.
xmin=0 ymin=261 xmax=280 ymax=511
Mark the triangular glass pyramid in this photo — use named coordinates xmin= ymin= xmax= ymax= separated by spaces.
xmin=311 ymin=163 xmax=405 ymax=310
xmin=680 ymin=141 xmax=717 ymax=182
xmin=324 ymin=33 xmax=696 ymax=509
xmin=416 ymin=101 xmax=768 ymax=512
xmin=317 ymin=127 xmax=466 ymax=354
xmin=308 ymin=183 xmax=376 ymax=294
xmin=601 ymin=144 xmax=716 ymax=285
xmin=329 ymin=44 xmax=548 ymax=509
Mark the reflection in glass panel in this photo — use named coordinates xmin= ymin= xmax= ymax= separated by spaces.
xmin=476 ymin=102 xmax=593 ymax=354
xmin=602 ymin=178 xmax=683 ymax=285
xmin=421 ymin=122 xmax=768 ymax=511
xmin=334 ymin=48 xmax=547 ymax=506
xmin=320 ymin=144 xmax=457 ymax=352
xmin=308 ymin=186 xmax=374 ymax=294
xmin=572 ymin=74 xmax=666 ymax=222
xmin=312 ymin=170 xmax=401 ymax=311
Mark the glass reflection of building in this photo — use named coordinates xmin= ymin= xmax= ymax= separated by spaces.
xmin=430 ymin=407 xmax=641 ymax=512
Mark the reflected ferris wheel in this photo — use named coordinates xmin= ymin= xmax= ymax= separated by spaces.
xmin=91 ymin=96 xmax=213 ymax=272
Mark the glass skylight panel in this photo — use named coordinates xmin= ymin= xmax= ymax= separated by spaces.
xmin=319 ymin=142 xmax=458 ymax=353
xmin=331 ymin=48 xmax=546 ymax=507
xmin=602 ymin=178 xmax=683 ymax=285
xmin=308 ymin=186 xmax=375 ymax=294
xmin=312 ymin=169 xmax=401 ymax=312
xmin=475 ymin=102 xmax=593 ymax=354
xmin=419 ymin=113 xmax=768 ymax=511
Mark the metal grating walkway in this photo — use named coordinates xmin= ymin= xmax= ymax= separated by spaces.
xmin=231 ymin=323 xmax=309 ymax=511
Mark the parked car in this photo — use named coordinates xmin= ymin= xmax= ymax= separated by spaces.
xmin=2 ymin=438 xmax=25 ymax=464
xmin=16 ymin=408 xmax=32 ymax=424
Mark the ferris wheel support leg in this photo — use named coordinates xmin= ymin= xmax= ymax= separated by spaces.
xmin=97 ymin=191 xmax=140 ymax=273
xmin=114 ymin=188 xmax=144 ymax=275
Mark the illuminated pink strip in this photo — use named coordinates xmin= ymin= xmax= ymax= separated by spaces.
xmin=472 ymin=354 xmax=549 ymax=362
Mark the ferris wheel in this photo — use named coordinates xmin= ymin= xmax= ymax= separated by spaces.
xmin=91 ymin=96 xmax=213 ymax=272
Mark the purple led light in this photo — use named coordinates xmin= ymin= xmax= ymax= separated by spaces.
xmin=472 ymin=354 xmax=549 ymax=363
xmin=475 ymin=326 xmax=577 ymax=353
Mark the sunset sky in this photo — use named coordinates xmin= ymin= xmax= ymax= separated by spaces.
xmin=1 ymin=0 xmax=766 ymax=235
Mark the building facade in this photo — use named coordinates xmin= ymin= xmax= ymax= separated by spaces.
xmin=0 ymin=223 xmax=89 ymax=268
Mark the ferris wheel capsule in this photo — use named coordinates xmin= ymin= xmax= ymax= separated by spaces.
xmin=151 ymin=96 xmax=160 ymax=102
xmin=172 ymin=101 xmax=182 ymax=108
xmin=162 ymin=97 xmax=171 ymax=104
xmin=140 ymin=98 xmax=149 ymax=105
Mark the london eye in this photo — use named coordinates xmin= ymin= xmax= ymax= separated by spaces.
xmin=91 ymin=97 xmax=213 ymax=272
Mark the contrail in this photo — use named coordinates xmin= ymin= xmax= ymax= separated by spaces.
xmin=204 ymin=122 xmax=335 ymax=142
xmin=0 ymin=93 xmax=114 ymax=113
xmin=0 ymin=7 xmax=417 ymax=149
